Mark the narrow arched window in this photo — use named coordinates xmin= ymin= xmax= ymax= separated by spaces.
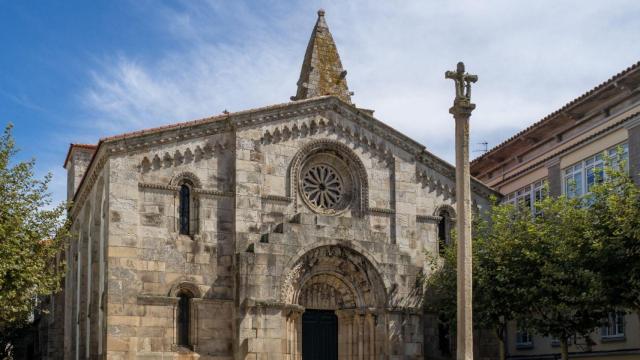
xmin=177 ymin=291 xmax=191 ymax=347
xmin=438 ymin=210 xmax=452 ymax=255
xmin=179 ymin=184 xmax=190 ymax=235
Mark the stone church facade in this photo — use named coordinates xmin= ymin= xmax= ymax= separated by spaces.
xmin=44 ymin=10 xmax=495 ymax=360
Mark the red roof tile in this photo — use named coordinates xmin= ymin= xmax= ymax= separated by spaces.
xmin=471 ymin=60 xmax=640 ymax=167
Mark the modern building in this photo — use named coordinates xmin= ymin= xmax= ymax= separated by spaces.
xmin=471 ymin=61 xmax=640 ymax=359
xmin=35 ymin=10 xmax=496 ymax=360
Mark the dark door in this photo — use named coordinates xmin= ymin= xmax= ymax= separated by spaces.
xmin=302 ymin=310 xmax=338 ymax=360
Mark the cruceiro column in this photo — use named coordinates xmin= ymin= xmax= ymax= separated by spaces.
xmin=445 ymin=61 xmax=477 ymax=360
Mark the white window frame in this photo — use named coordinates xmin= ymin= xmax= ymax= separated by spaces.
xmin=503 ymin=179 xmax=546 ymax=214
xmin=564 ymin=162 xmax=584 ymax=198
xmin=516 ymin=327 xmax=534 ymax=348
xmin=601 ymin=312 xmax=625 ymax=340
xmin=563 ymin=142 xmax=629 ymax=198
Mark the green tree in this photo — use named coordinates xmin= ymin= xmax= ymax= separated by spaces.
xmin=588 ymin=151 xmax=640 ymax=340
xmin=425 ymin=201 xmax=536 ymax=360
xmin=426 ymin=192 xmax=611 ymax=360
xmin=0 ymin=124 xmax=69 ymax=356
xmin=473 ymin=201 xmax=538 ymax=360
xmin=524 ymin=193 xmax=609 ymax=360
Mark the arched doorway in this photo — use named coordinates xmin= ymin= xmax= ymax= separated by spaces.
xmin=280 ymin=245 xmax=387 ymax=360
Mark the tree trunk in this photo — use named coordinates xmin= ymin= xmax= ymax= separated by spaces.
xmin=560 ymin=338 xmax=569 ymax=360
xmin=497 ymin=335 xmax=505 ymax=360
xmin=495 ymin=327 xmax=506 ymax=360
xmin=636 ymin=310 xmax=640 ymax=346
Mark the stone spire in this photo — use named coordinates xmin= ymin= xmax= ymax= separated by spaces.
xmin=292 ymin=9 xmax=353 ymax=104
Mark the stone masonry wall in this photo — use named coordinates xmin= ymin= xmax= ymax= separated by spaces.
xmin=104 ymin=132 xmax=236 ymax=359
xmin=57 ymin=98 xmax=494 ymax=360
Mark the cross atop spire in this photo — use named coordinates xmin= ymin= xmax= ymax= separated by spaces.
xmin=291 ymin=9 xmax=353 ymax=104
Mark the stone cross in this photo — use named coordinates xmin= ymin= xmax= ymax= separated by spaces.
xmin=445 ymin=62 xmax=478 ymax=104
xmin=446 ymin=61 xmax=477 ymax=360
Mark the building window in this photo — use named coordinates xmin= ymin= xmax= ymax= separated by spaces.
xmin=564 ymin=163 xmax=584 ymax=198
xmin=177 ymin=291 xmax=192 ymax=347
xmin=602 ymin=312 xmax=625 ymax=339
xmin=516 ymin=326 xmax=533 ymax=348
xmin=438 ymin=210 xmax=453 ymax=255
xmin=585 ymin=154 xmax=604 ymax=193
xmin=563 ymin=143 xmax=629 ymax=198
xmin=503 ymin=179 xmax=546 ymax=214
xmin=179 ymin=184 xmax=191 ymax=235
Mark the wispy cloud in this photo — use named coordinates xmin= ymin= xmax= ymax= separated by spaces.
xmin=80 ymin=0 xmax=640 ymax=162
xmin=0 ymin=89 xmax=47 ymax=113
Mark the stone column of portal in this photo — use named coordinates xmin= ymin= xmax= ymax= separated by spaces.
xmin=366 ymin=311 xmax=375 ymax=360
xmin=446 ymin=62 xmax=478 ymax=360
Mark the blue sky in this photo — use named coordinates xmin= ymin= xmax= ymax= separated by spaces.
xmin=2 ymin=0 xmax=640 ymax=206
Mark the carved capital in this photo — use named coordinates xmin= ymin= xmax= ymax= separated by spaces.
xmin=449 ymin=99 xmax=476 ymax=118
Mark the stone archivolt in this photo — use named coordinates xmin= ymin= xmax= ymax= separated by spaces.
xmin=281 ymin=245 xmax=386 ymax=309
xmin=297 ymin=274 xmax=356 ymax=310
xmin=280 ymin=245 xmax=387 ymax=359
xmin=170 ymin=171 xmax=203 ymax=188
xmin=433 ymin=203 xmax=457 ymax=218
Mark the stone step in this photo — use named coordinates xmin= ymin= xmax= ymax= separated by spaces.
xmin=254 ymin=242 xmax=287 ymax=256
xmin=289 ymin=212 xmax=316 ymax=225
xmin=259 ymin=232 xmax=285 ymax=244
xmin=272 ymin=222 xmax=302 ymax=234
xmin=290 ymin=212 xmax=356 ymax=227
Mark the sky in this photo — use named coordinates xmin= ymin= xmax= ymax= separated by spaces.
xmin=1 ymin=0 xmax=639 ymax=205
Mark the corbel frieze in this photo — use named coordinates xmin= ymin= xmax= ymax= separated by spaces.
xmin=139 ymin=139 xmax=232 ymax=173
xmin=260 ymin=115 xmax=396 ymax=167
xmin=416 ymin=169 xmax=456 ymax=200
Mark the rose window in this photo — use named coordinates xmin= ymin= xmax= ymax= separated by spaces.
xmin=302 ymin=164 xmax=344 ymax=210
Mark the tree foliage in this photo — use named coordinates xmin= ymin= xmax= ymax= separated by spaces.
xmin=588 ymin=151 xmax=640 ymax=334
xmin=0 ymin=124 xmax=69 ymax=346
xmin=425 ymin=184 xmax=621 ymax=360
xmin=524 ymin=193 xmax=609 ymax=359
xmin=425 ymin=201 xmax=540 ymax=360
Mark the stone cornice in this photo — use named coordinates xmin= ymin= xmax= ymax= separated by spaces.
xmin=138 ymin=182 xmax=234 ymax=197
xmin=138 ymin=182 xmax=179 ymax=191
xmin=191 ymin=298 xmax=234 ymax=304
xmin=137 ymin=295 xmax=179 ymax=306
xmin=243 ymin=298 xmax=305 ymax=312
xmin=137 ymin=294 xmax=233 ymax=306
xmin=367 ymin=207 xmax=395 ymax=215
xmin=624 ymin=113 xmax=640 ymax=129
xmin=385 ymin=306 xmax=422 ymax=314
xmin=416 ymin=215 xmax=441 ymax=223
xmin=261 ymin=194 xmax=292 ymax=203
xmin=196 ymin=189 xmax=235 ymax=197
